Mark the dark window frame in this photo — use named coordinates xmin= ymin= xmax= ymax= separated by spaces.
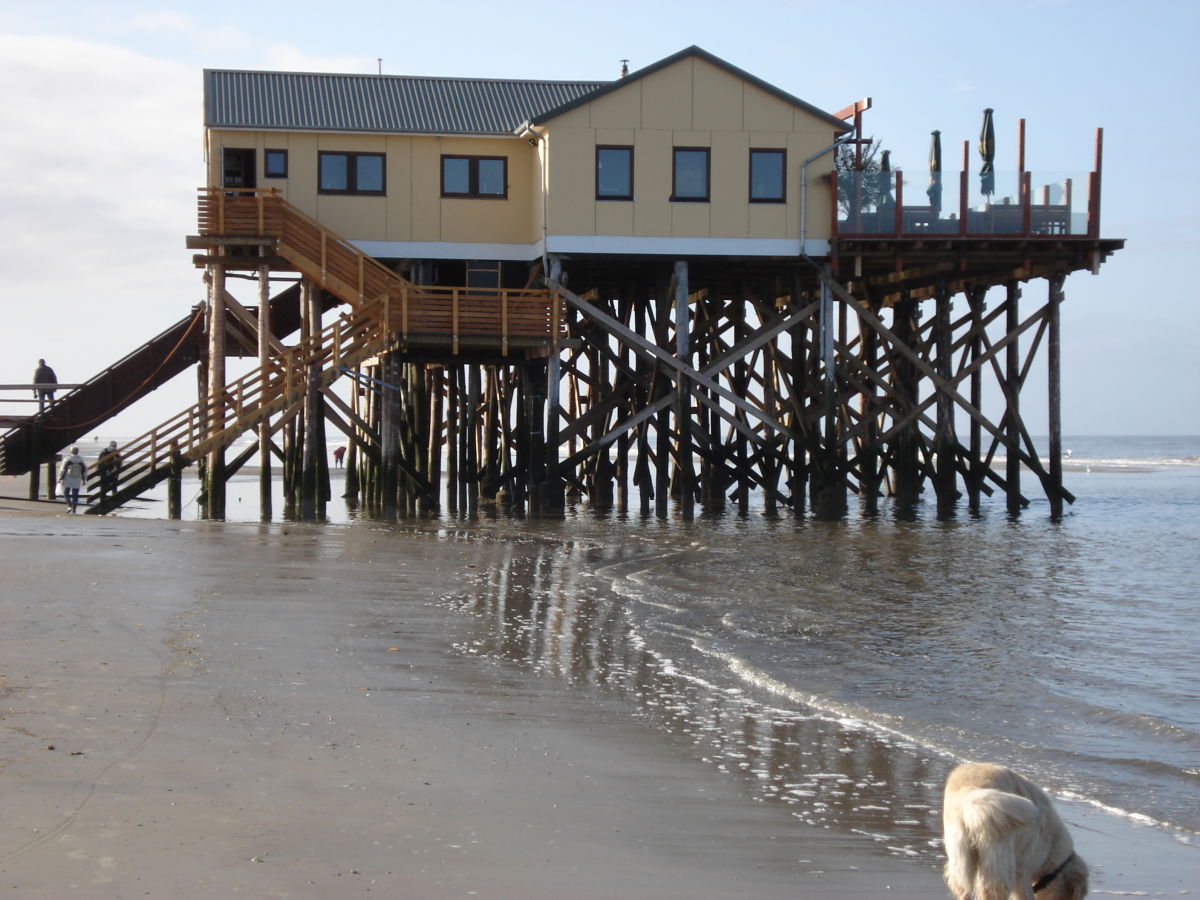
xmin=264 ymin=148 xmax=288 ymax=179
xmin=749 ymin=148 xmax=786 ymax=203
xmin=317 ymin=151 xmax=386 ymax=196
xmin=440 ymin=155 xmax=509 ymax=199
xmin=595 ymin=145 xmax=634 ymax=201
xmin=671 ymin=146 xmax=711 ymax=202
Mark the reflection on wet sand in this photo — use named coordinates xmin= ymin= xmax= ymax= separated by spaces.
xmin=447 ymin=538 xmax=950 ymax=866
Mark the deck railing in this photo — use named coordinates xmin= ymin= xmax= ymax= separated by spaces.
xmin=196 ymin=188 xmax=566 ymax=346
xmin=833 ymin=168 xmax=1095 ymax=239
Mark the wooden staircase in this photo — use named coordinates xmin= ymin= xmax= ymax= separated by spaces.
xmin=86 ymin=188 xmax=565 ymax=514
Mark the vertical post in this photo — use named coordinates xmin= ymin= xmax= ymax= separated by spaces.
xmin=28 ymin=448 xmax=41 ymax=500
xmin=789 ymin=272 xmax=808 ymax=516
xmin=1005 ymin=281 xmax=1022 ymax=515
xmin=967 ymin=288 xmax=986 ymax=513
xmin=860 ymin=314 xmax=879 ymax=516
xmin=934 ymin=283 xmax=957 ymax=519
xmin=467 ymin=364 xmax=480 ymax=517
xmin=427 ymin=366 xmax=443 ymax=511
xmin=674 ymin=261 xmax=693 ymax=519
xmin=300 ymin=280 xmax=323 ymax=521
xmin=344 ymin=365 xmax=361 ymax=500
xmin=1047 ymin=275 xmax=1065 ymax=520
xmin=168 ymin=443 xmax=183 ymax=520
xmin=543 ymin=353 xmax=561 ymax=511
xmin=445 ymin=365 xmax=459 ymax=515
xmin=892 ymin=294 xmax=921 ymax=513
xmin=654 ymin=279 xmax=671 ymax=518
xmin=205 ymin=260 xmax=226 ymax=520
xmin=814 ymin=277 xmax=845 ymax=519
xmin=380 ymin=350 xmax=400 ymax=518
xmin=258 ymin=259 xmax=273 ymax=520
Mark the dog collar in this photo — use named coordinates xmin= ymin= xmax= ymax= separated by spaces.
xmin=1033 ymin=852 xmax=1075 ymax=893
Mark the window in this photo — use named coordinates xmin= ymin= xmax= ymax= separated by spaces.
xmin=596 ymin=146 xmax=633 ymax=200
xmin=318 ymin=152 xmax=385 ymax=195
xmin=441 ymin=155 xmax=508 ymax=198
xmin=749 ymin=149 xmax=785 ymax=202
xmin=672 ymin=147 xmax=710 ymax=202
xmin=264 ymin=149 xmax=288 ymax=179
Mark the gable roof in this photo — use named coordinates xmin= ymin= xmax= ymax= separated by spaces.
xmin=528 ymin=46 xmax=849 ymax=132
xmin=204 ymin=70 xmax=607 ymax=135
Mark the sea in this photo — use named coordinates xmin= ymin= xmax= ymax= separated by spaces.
xmin=82 ymin=434 xmax=1200 ymax=878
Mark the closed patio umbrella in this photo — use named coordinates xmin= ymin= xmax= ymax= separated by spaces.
xmin=979 ymin=108 xmax=996 ymax=197
xmin=927 ymin=130 xmax=943 ymax=213
xmin=879 ymin=149 xmax=894 ymax=207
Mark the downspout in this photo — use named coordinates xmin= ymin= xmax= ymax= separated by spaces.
xmin=517 ymin=121 xmax=550 ymax=276
xmin=800 ymin=133 xmax=855 ymax=253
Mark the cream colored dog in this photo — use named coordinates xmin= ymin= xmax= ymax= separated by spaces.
xmin=943 ymin=763 xmax=1088 ymax=900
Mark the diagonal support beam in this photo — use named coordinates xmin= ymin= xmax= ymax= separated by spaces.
xmin=556 ymin=291 xmax=817 ymax=470
xmin=802 ymin=256 xmax=1062 ymax=497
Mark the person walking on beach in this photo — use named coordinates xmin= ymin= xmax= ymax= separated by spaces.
xmin=333 ymin=445 xmax=346 ymax=467
xmin=32 ymin=359 xmax=57 ymax=412
xmin=97 ymin=441 xmax=122 ymax=499
xmin=58 ymin=446 xmax=86 ymax=513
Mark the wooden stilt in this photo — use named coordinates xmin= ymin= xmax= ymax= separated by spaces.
xmin=300 ymin=280 xmax=322 ymax=521
xmin=967 ymin=288 xmax=986 ymax=513
xmin=934 ymin=283 xmax=958 ymax=519
xmin=1005 ymin=281 xmax=1023 ymax=516
xmin=258 ymin=260 xmax=273 ymax=521
xmin=674 ymin=261 xmax=694 ymax=519
xmin=892 ymin=294 xmax=921 ymax=513
xmin=1047 ymin=274 xmax=1065 ymax=520
xmin=204 ymin=259 xmax=226 ymax=520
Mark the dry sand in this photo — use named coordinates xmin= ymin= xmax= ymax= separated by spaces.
xmin=0 ymin=504 xmax=950 ymax=899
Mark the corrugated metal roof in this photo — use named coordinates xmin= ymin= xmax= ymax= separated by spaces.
xmin=205 ymin=70 xmax=609 ymax=135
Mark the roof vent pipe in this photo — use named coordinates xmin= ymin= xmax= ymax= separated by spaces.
xmin=620 ymin=59 xmax=630 ymax=78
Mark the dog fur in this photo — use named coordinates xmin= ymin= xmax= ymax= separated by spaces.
xmin=943 ymin=762 xmax=1088 ymax=900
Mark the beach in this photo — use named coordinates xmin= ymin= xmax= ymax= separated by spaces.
xmin=2 ymin=437 xmax=1198 ymax=898
xmin=1 ymin=508 xmax=949 ymax=898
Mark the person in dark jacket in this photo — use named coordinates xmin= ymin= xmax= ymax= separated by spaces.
xmin=97 ymin=441 xmax=122 ymax=499
xmin=32 ymin=359 xmax=57 ymax=412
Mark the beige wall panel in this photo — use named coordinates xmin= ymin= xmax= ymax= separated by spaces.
xmin=670 ymin=202 xmax=711 ymax=238
xmin=633 ymin=130 xmax=672 ymax=235
xmin=314 ymin=196 xmax=387 ymax=240
xmin=743 ymin=86 xmax=799 ymax=133
xmin=671 ymin=129 xmax=711 ymax=148
xmin=546 ymin=128 xmax=600 ymax=235
xmin=594 ymin=128 xmax=636 ymax=147
xmin=548 ymin=105 xmax=591 ymax=129
xmin=748 ymin=203 xmax=790 ymax=240
xmin=691 ymin=60 xmax=745 ymax=131
xmin=595 ymin=200 xmax=635 ymax=236
xmin=409 ymin=140 xmax=443 ymax=241
xmin=640 ymin=59 xmax=694 ymax=130
xmin=589 ymin=86 xmax=642 ymax=130
xmin=383 ymin=136 xmax=413 ymax=242
xmin=710 ymin=131 xmax=748 ymax=237
xmin=285 ymin=137 xmax=319 ymax=211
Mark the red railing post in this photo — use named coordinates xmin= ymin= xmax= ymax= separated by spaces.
xmin=1088 ymin=127 xmax=1103 ymax=239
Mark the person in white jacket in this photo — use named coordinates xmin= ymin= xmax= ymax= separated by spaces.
xmin=58 ymin=447 xmax=87 ymax=513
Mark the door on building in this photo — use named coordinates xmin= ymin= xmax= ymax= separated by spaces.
xmin=222 ymin=148 xmax=256 ymax=189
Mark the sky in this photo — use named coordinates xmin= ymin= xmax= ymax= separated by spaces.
xmin=0 ymin=0 xmax=1197 ymax=438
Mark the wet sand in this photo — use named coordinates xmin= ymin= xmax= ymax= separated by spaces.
xmin=1 ymin=507 xmax=952 ymax=898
